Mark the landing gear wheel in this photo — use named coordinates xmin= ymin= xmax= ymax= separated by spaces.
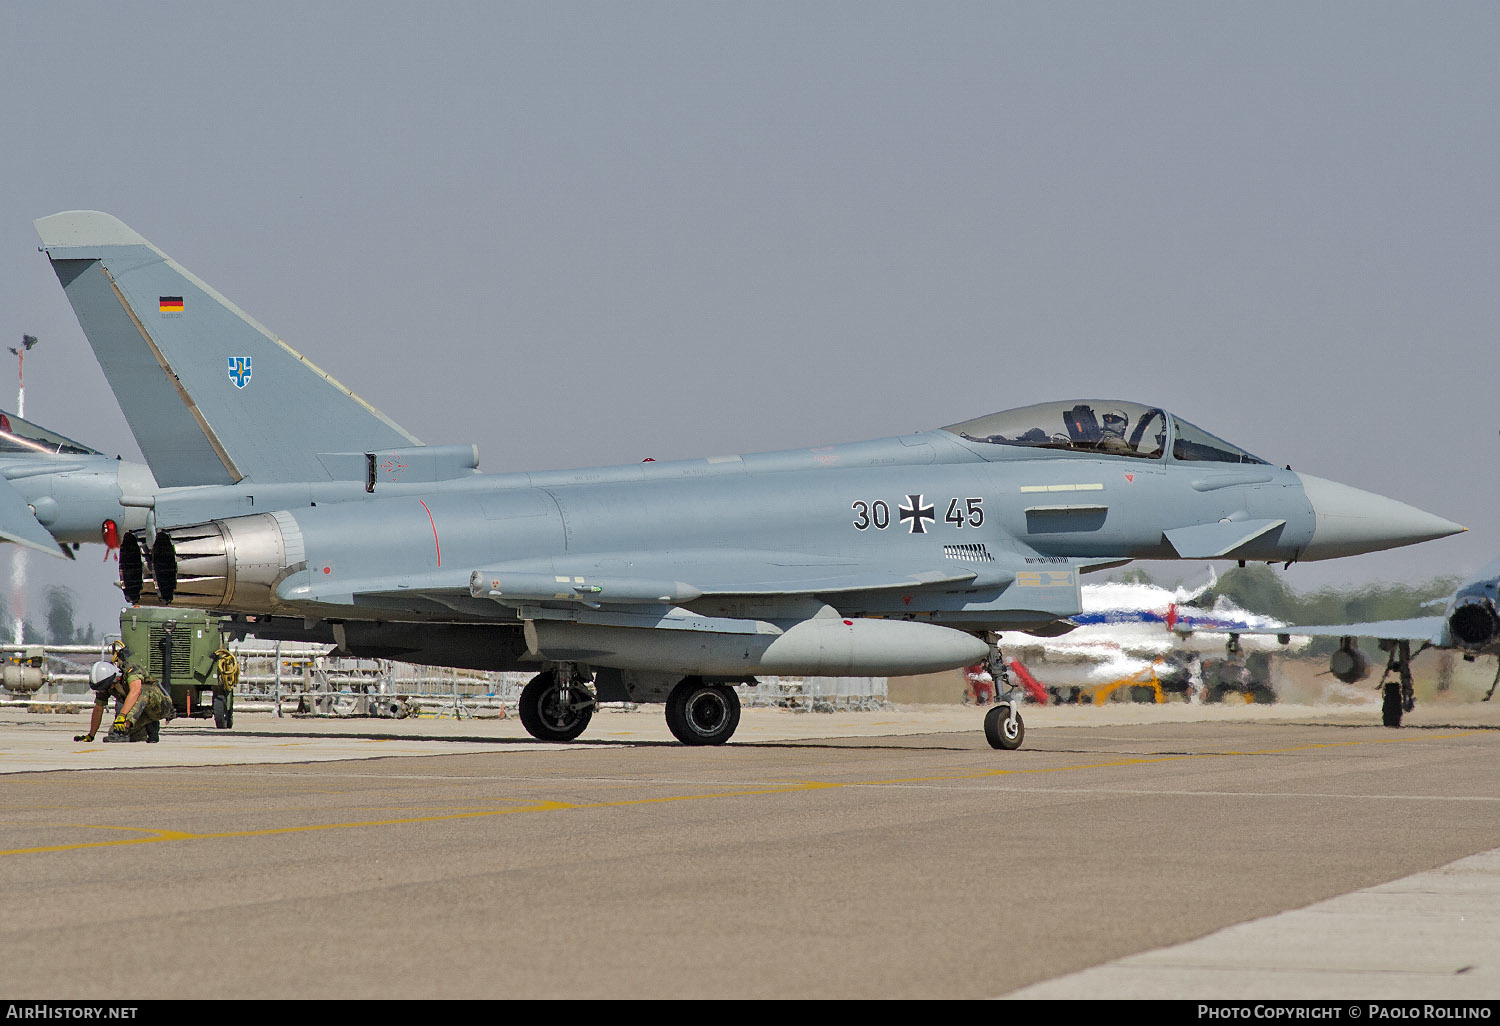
xmin=212 ymin=691 xmax=234 ymax=729
xmin=519 ymin=672 xmax=595 ymax=742
xmin=984 ymin=703 xmax=1025 ymax=750
xmin=1382 ymin=679 xmax=1403 ymax=728
xmin=665 ymin=679 xmax=740 ymax=746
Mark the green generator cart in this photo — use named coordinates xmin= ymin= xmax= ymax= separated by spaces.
xmin=118 ymin=607 xmax=238 ymax=728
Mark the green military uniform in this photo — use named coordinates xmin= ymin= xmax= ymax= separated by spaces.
xmin=96 ymin=664 xmax=175 ymax=742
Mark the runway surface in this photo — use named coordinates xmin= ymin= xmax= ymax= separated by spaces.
xmin=2 ymin=697 xmax=1498 ymax=1000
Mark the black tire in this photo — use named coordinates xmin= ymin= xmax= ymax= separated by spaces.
xmin=519 ymin=672 xmax=595 ymax=742
xmin=664 ymin=681 xmax=689 ymax=740
xmin=665 ymin=679 xmax=740 ymax=746
xmin=213 ymin=692 xmax=234 ymax=729
xmin=1382 ymin=679 xmax=1403 ymax=728
xmin=984 ymin=703 xmax=1025 ymax=750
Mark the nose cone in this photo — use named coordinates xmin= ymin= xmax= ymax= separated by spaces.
xmin=1297 ymin=474 xmax=1465 ymax=560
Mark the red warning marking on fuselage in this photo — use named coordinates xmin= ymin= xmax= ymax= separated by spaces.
xmin=419 ymin=499 xmax=441 ymax=566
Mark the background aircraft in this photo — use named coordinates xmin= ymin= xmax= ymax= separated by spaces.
xmin=0 ymin=408 xmax=150 ymax=559
xmin=1256 ymin=553 xmax=1500 ymax=727
xmin=993 ymin=571 xmax=1307 ymax=705
xmin=26 ymin=211 xmax=1467 ymax=750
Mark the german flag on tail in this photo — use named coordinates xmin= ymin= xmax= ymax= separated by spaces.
xmin=158 ymin=296 xmax=183 ymax=313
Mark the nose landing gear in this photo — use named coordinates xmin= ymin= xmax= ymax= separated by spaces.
xmin=982 ymin=634 xmax=1026 ymax=750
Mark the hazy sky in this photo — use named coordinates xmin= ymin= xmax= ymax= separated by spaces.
xmin=2 ymin=2 xmax=1496 ymax=634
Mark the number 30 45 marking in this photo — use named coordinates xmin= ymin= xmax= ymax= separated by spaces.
xmin=853 ymin=497 xmax=983 ymax=530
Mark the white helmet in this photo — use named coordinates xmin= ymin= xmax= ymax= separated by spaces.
xmin=88 ymin=660 xmax=120 ymax=691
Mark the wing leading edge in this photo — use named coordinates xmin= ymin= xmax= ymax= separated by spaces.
xmin=1265 ymin=616 xmax=1449 ymax=646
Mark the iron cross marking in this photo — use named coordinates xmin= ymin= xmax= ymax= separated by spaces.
xmin=899 ymin=494 xmax=935 ymax=534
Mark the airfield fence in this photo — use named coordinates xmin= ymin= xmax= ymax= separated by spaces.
xmin=0 ymin=641 xmax=891 ymax=718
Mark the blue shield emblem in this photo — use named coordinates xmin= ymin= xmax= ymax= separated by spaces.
xmin=228 ymin=356 xmax=252 ymax=389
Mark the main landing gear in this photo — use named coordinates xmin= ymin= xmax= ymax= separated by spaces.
xmin=1376 ymin=639 xmax=1425 ymax=728
xmin=516 ymin=668 xmax=743 ymax=746
xmin=981 ymin=634 xmax=1025 ymax=751
xmin=665 ymin=677 xmax=741 ymax=746
xmin=518 ymin=668 xmax=596 ymax=742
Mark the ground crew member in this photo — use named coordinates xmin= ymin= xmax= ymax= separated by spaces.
xmin=74 ymin=659 xmax=175 ymax=743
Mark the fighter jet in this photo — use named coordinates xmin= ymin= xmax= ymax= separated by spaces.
xmin=0 ymin=408 xmax=152 ymax=558
xmin=1251 ymin=554 xmax=1500 ymax=727
xmin=31 ymin=210 xmax=1466 ymax=750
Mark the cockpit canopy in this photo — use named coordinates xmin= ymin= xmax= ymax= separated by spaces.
xmin=0 ymin=410 xmax=100 ymax=456
xmin=943 ymin=400 xmax=1267 ymax=465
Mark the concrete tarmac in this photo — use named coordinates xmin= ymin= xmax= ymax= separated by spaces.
xmin=2 ymin=695 xmax=1498 ymax=1000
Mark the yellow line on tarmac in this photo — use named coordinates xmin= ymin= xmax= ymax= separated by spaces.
xmin=0 ymin=786 xmax=810 ymax=858
xmin=0 ymin=784 xmax=826 ymax=857
xmin=3 ymin=730 xmax=1483 ymax=858
xmin=6 ymin=824 xmax=201 ymax=854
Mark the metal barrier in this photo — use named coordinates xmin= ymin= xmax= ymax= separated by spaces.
xmin=736 ymin=676 xmax=891 ymax=713
xmin=0 ymin=642 xmax=892 ymax=718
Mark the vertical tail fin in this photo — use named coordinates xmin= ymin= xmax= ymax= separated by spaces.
xmin=35 ymin=211 xmax=420 ymax=488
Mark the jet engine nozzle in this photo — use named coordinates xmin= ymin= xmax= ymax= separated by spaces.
xmin=1450 ymin=600 xmax=1498 ymax=648
xmin=117 ymin=512 xmax=303 ymax=614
